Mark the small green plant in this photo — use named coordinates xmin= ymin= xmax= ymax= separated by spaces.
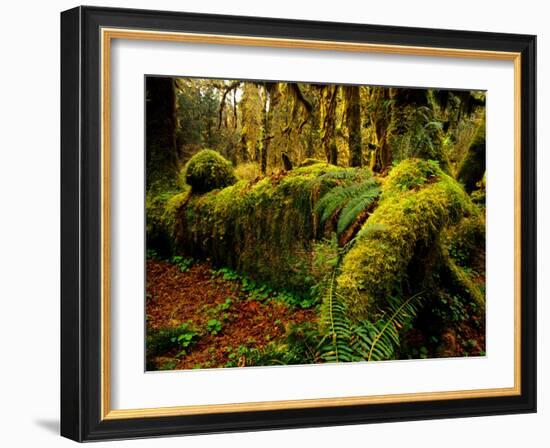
xmin=170 ymin=322 xmax=199 ymax=357
xmin=206 ymin=319 xmax=223 ymax=336
xmin=434 ymin=294 xmax=469 ymax=324
xmin=146 ymin=248 xmax=160 ymax=260
xmin=215 ymin=298 xmax=233 ymax=312
xmin=170 ymin=255 xmax=194 ymax=272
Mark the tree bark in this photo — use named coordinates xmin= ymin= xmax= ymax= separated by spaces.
xmin=345 ymin=85 xmax=362 ymax=167
xmin=145 ymin=77 xmax=179 ymax=192
xmin=319 ymin=85 xmax=338 ymax=164
xmin=261 ymin=83 xmax=280 ymax=174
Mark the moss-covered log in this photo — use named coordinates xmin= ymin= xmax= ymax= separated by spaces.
xmin=173 ymin=162 xmax=378 ymax=294
xmin=336 ymin=159 xmax=482 ymax=319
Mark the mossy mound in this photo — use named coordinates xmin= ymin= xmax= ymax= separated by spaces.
xmin=337 ymin=159 xmax=480 ymax=319
xmin=184 ymin=149 xmax=237 ymax=193
xmin=174 ymin=164 xmax=378 ymax=294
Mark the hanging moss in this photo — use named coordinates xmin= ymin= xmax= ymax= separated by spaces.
xmin=336 ymin=159 xmax=478 ymax=319
xmin=184 ymin=149 xmax=237 ymax=193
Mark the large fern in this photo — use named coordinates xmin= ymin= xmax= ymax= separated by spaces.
xmin=317 ymin=253 xmax=423 ymax=363
xmin=318 ymin=269 xmax=359 ymax=362
xmin=315 ymin=179 xmax=380 ymax=237
xmin=352 ymin=292 xmax=423 ymax=361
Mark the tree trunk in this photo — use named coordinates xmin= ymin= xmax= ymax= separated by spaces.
xmin=261 ymin=83 xmax=280 ymax=174
xmin=370 ymin=87 xmax=393 ymax=173
xmin=345 ymin=85 xmax=362 ymax=167
xmin=319 ymin=86 xmax=338 ymax=164
xmin=145 ymin=77 xmax=179 ymax=192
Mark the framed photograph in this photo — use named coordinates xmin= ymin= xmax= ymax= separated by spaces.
xmin=60 ymin=6 xmax=536 ymax=442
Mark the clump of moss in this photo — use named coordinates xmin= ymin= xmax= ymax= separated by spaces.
xmin=184 ymin=149 xmax=237 ymax=193
xmin=337 ymin=158 xmax=478 ymax=319
xmin=382 ymin=158 xmax=441 ymax=196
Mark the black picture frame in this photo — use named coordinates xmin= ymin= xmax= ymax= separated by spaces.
xmin=61 ymin=5 xmax=536 ymax=442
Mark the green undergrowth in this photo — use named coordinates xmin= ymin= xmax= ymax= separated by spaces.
xmin=147 ymin=157 xmax=486 ymax=363
xmin=224 ymin=322 xmax=323 ymax=367
xmin=146 ymin=321 xmax=200 ymax=369
xmin=211 ymin=267 xmax=317 ymax=309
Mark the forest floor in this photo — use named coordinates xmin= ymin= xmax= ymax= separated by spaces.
xmin=146 ymin=259 xmax=317 ymax=370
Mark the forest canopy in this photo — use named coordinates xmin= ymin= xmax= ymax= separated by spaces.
xmin=145 ymin=76 xmax=486 ymax=371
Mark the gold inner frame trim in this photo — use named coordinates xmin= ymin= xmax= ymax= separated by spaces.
xmin=100 ymin=27 xmax=522 ymax=421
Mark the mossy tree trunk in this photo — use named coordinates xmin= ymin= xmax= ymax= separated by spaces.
xmin=260 ymin=82 xmax=280 ymax=174
xmin=345 ymin=85 xmax=362 ymax=167
xmin=457 ymin=119 xmax=486 ymax=193
xmin=368 ymin=88 xmax=394 ymax=173
xmin=145 ymin=77 xmax=180 ymax=255
xmin=146 ymin=77 xmax=179 ymax=193
xmin=319 ymin=85 xmax=338 ymax=165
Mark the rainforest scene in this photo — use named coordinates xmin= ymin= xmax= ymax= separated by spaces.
xmin=145 ymin=76 xmax=486 ymax=371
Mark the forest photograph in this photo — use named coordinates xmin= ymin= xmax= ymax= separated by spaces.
xmin=145 ymin=75 xmax=487 ymax=371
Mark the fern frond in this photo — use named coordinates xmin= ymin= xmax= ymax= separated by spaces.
xmin=336 ymin=185 xmax=380 ymax=235
xmin=315 ymin=179 xmax=379 ymax=236
xmin=318 ymin=269 xmax=356 ymax=362
xmin=366 ymin=292 xmax=424 ymax=361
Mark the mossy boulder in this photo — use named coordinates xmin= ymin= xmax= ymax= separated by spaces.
xmin=184 ymin=149 xmax=237 ymax=193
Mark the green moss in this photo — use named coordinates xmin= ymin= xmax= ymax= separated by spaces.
xmin=445 ymin=214 xmax=485 ymax=268
xmin=440 ymin=249 xmax=485 ymax=313
xmin=289 ymin=162 xmax=343 ymax=177
xmin=337 ymin=159 xmax=477 ymax=319
xmin=298 ymin=158 xmax=325 ymax=167
xmin=175 ymin=165 xmax=377 ymax=294
xmin=382 ymin=158 xmax=441 ymax=197
xmin=146 ymin=185 xmax=191 ymax=256
xmin=184 ymin=149 xmax=237 ymax=193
